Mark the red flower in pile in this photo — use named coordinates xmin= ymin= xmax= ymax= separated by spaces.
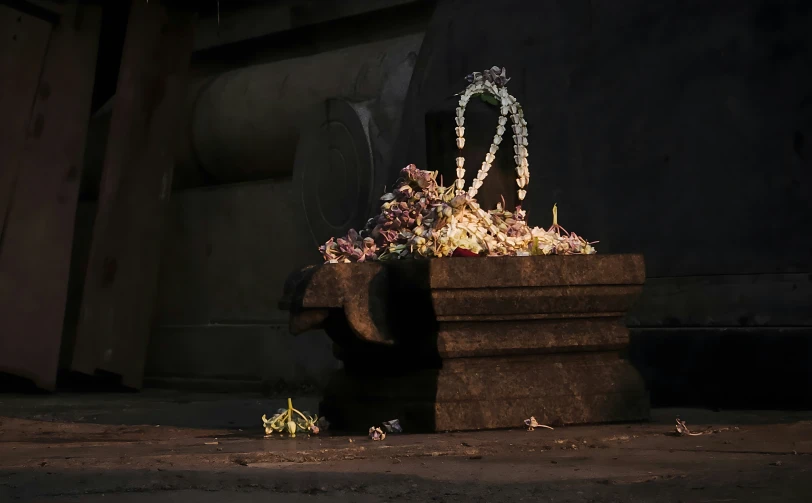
xmin=452 ymin=247 xmax=479 ymax=258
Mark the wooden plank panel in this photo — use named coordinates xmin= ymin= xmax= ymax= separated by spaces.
xmin=0 ymin=2 xmax=101 ymax=390
xmin=71 ymin=0 xmax=195 ymax=389
xmin=0 ymin=6 xmax=51 ymax=244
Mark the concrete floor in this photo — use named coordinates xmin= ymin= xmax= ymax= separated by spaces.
xmin=1 ymin=391 xmax=811 ymax=502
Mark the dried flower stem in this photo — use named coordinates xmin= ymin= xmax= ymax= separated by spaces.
xmin=261 ymin=398 xmax=320 ymax=438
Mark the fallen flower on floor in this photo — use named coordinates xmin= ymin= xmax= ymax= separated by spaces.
xmin=315 ymin=417 xmax=330 ymax=433
xmin=674 ymin=418 xmax=705 ymax=436
xmin=524 ymin=416 xmax=554 ymax=431
xmin=369 ymin=426 xmax=386 ymax=441
xmin=286 ymin=420 xmax=297 ymax=438
xmin=383 ymin=419 xmax=403 ymax=434
xmin=261 ymin=398 xmax=321 ymax=438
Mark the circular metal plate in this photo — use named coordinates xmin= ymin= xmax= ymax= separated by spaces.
xmin=294 ymin=99 xmax=374 ymax=247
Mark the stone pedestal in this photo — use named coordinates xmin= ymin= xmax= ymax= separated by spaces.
xmin=281 ymin=254 xmax=649 ymax=432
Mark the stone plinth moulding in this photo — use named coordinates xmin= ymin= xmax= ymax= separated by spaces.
xmin=281 ymin=254 xmax=649 ymax=432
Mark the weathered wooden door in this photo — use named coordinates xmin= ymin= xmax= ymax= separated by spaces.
xmin=0 ymin=2 xmax=102 ymax=390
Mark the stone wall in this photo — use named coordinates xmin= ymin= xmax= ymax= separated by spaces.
xmin=143 ymin=180 xmax=340 ymax=391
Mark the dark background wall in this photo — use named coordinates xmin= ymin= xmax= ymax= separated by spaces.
xmin=393 ymin=0 xmax=812 ymax=408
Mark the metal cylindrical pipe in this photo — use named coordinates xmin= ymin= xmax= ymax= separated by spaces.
xmin=81 ymin=33 xmax=424 ymax=195
xmin=183 ymin=33 xmax=423 ymax=185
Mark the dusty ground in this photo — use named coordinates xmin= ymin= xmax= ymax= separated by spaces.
xmin=1 ymin=391 xmax=811 ymax=502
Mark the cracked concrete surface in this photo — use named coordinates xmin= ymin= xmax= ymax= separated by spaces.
xmin=1 ymin=391 xmax=810 ymax=502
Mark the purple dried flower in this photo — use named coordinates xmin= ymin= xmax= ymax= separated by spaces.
xmin=369 ymin=426 xmax=386 ymax=441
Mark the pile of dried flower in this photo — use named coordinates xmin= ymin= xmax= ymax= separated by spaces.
xmin=319 ymin=67 xmax=597 ymax=263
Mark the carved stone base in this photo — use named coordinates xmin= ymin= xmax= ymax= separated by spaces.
xmin=281 ymin=254 xmax=649 ymax=432
xmin=321 ymin=352 xmax=649 ymax=432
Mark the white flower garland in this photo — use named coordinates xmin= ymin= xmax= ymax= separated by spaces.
xmin=454 ymin=67 xmax=529 ymax=203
